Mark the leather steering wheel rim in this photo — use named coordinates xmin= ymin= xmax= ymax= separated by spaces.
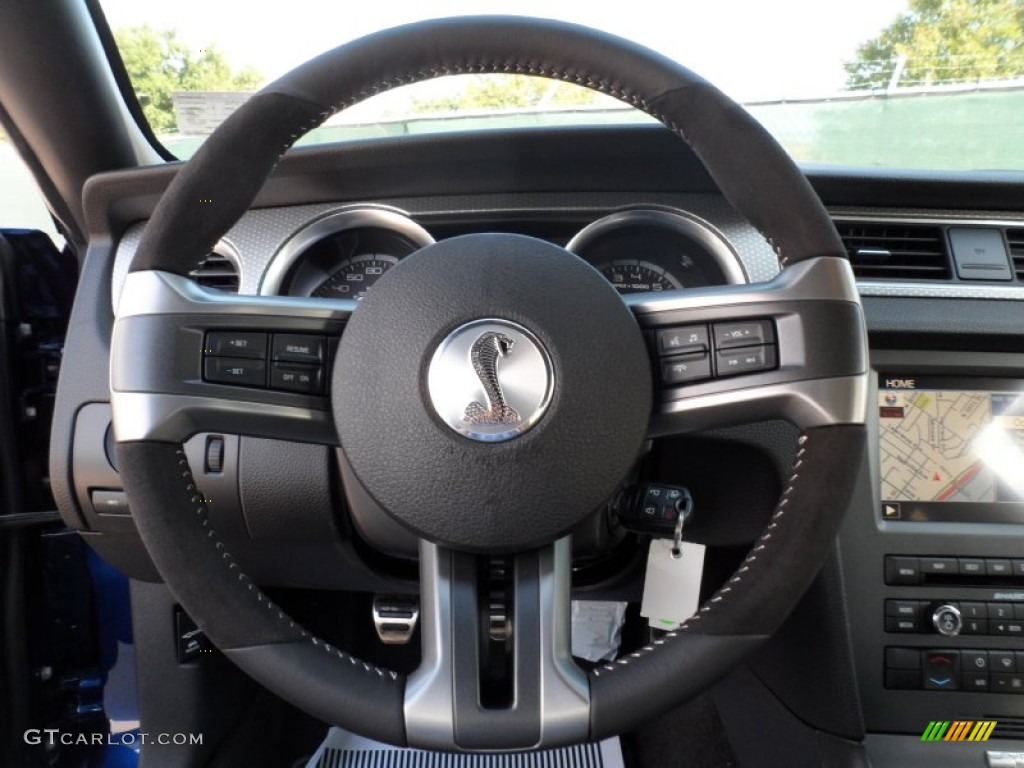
xmin=112 ymin=16 xmax=867 ymax=750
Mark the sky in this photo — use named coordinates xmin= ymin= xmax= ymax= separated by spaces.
xmin=98 ymin=0 xmax=909 ymax=102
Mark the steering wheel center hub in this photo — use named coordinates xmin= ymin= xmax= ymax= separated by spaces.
xmin=427 ymin=318 xmax=553 ymax=443
xmin=331 ymin=233 xmax=652 ymax=552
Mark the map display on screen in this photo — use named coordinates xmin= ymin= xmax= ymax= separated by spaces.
xmin=879 ymin=382 xmax=1024 ymax=505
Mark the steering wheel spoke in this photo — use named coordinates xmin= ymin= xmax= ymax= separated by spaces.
xmin=631 ymin=256 xmax=869 ymax=435
xmin=111 ymin=269 xmax=350 ymax=445
xmin=406 ymin=538 xmax=589 ymax=751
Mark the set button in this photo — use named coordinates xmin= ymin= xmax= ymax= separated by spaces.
xmin=206 ymin=331 xmax=267 ymax=359
xmin=203 ymin=330 xmax=330 ymax=394
xmin=204 ymin=357 xmax=267 ymax=387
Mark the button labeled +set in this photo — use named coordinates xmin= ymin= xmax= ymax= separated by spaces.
xmin=206 ymin=331 xmax=267 ymax=359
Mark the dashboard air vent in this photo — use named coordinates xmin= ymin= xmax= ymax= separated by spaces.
xmin=1006 ymin=229 xmax=1024 ymax=281
xmin=833 ymin=220 xmax=951 ymax=280
xmin=188 ymin=250 xmax=239 ymax=293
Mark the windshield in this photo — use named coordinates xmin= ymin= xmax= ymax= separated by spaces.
xmin=100 ymin=0 xmax=1024 ymax=172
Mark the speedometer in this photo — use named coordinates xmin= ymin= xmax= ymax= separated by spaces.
xmin=311 ymin=254 xmax=399 ymax=301
xmin=598 ymin=260 xmax=683 ymax=294
xmin=567 ymin=209 xmax=746 ymax=295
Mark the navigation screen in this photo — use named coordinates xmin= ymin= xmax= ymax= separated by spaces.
xmin=878 ymin=375 xmax=1024 ymax=523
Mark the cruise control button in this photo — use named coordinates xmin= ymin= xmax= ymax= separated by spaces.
xmin=715 ymin=344 xmax=776 ymax=377
xmin=270 ymin=363 xmax=323 ymax=394
xmin=712 ymin=320 xmax=774 ymax=349
xmin=657 ymin=325 xmax=708 ymax=355
xmin=206 ymin=331 xmax=267 ymax=359
xmin=661 ymin=353 xmax=711 ymax=385
xmin=272 ymin=334 xmax=325 ymax=364
xmin=204 ymin=357 xmax=266 ymax=387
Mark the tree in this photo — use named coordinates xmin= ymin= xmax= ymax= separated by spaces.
xmin=114 ymin=26 xmax=263 ymax=133
xmin=845 ymin=0 xmax=1024 ymax=90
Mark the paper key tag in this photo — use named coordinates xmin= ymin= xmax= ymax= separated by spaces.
xmin=640 ymin=539 xmax=706 ymax=631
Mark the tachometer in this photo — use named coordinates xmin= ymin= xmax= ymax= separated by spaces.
xmin=259 ymin=206 xmax=435 ymax=299
xmin=311 ymin=254 xmax=399 ymax=301
xmin=598 ymin=260 xmax=683 ymax=294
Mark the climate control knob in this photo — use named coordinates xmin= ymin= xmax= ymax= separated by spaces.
xmin=931 ymin=604 xmax=963 ymax=637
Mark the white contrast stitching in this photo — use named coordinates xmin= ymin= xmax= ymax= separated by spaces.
xmin=173 ymin=450 xmax=399 ymax=682
xmin=596 ymin=432 xmax=809 ymax=674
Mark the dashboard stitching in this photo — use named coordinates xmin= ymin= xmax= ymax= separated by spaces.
xmin=173 ymin=449 xmax=400 ymax=681
xmin=593 ymin=434 xmax=807 ymax=676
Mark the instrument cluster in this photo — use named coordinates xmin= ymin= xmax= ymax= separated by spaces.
xmin=260 ymin=205 xmax=747 ymax=299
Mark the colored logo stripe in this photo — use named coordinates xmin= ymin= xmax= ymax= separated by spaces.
xmin=944 ymin=721 xmax=971 ymax=741
xmin=921 ymin=720 xmax=997 ymax=742
xmin=969 ymin=721 xmax=997 ymax=742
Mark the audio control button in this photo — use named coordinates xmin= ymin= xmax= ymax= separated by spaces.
xmin=932 ymin=604 xmax=963 ymax=637
xmin=921 ymin=557 xmax=957 ymax=575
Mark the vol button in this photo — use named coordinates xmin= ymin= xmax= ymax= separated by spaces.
xmin=932 ymin=604 xmax=962 ymax=637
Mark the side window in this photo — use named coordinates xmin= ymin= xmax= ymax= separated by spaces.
xmin=0 ymin=127 xmax=62 ymax=243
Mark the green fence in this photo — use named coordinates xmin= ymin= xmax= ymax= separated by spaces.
xmin=162 ymin=86 xmax=1024 ymax=173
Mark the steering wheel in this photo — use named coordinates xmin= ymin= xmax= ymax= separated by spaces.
xmin=110 ymin=17 xmax=867 ymax=751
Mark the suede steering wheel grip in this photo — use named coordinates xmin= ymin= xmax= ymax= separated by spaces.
xmin=113 ymin=15 xmax=867 ymax=750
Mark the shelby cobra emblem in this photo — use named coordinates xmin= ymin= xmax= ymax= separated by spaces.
xmin=463 ymin=332 xmax=520 ymax=426
xmin=426 ymin=320 xmax=553 ymax=442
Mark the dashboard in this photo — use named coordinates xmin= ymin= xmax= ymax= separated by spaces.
xmin=53 ymin=124 xmax=1024 ymax=766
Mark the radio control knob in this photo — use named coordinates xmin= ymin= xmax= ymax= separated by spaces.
xmin=932 ymin=604 xmax=963 ymax=637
